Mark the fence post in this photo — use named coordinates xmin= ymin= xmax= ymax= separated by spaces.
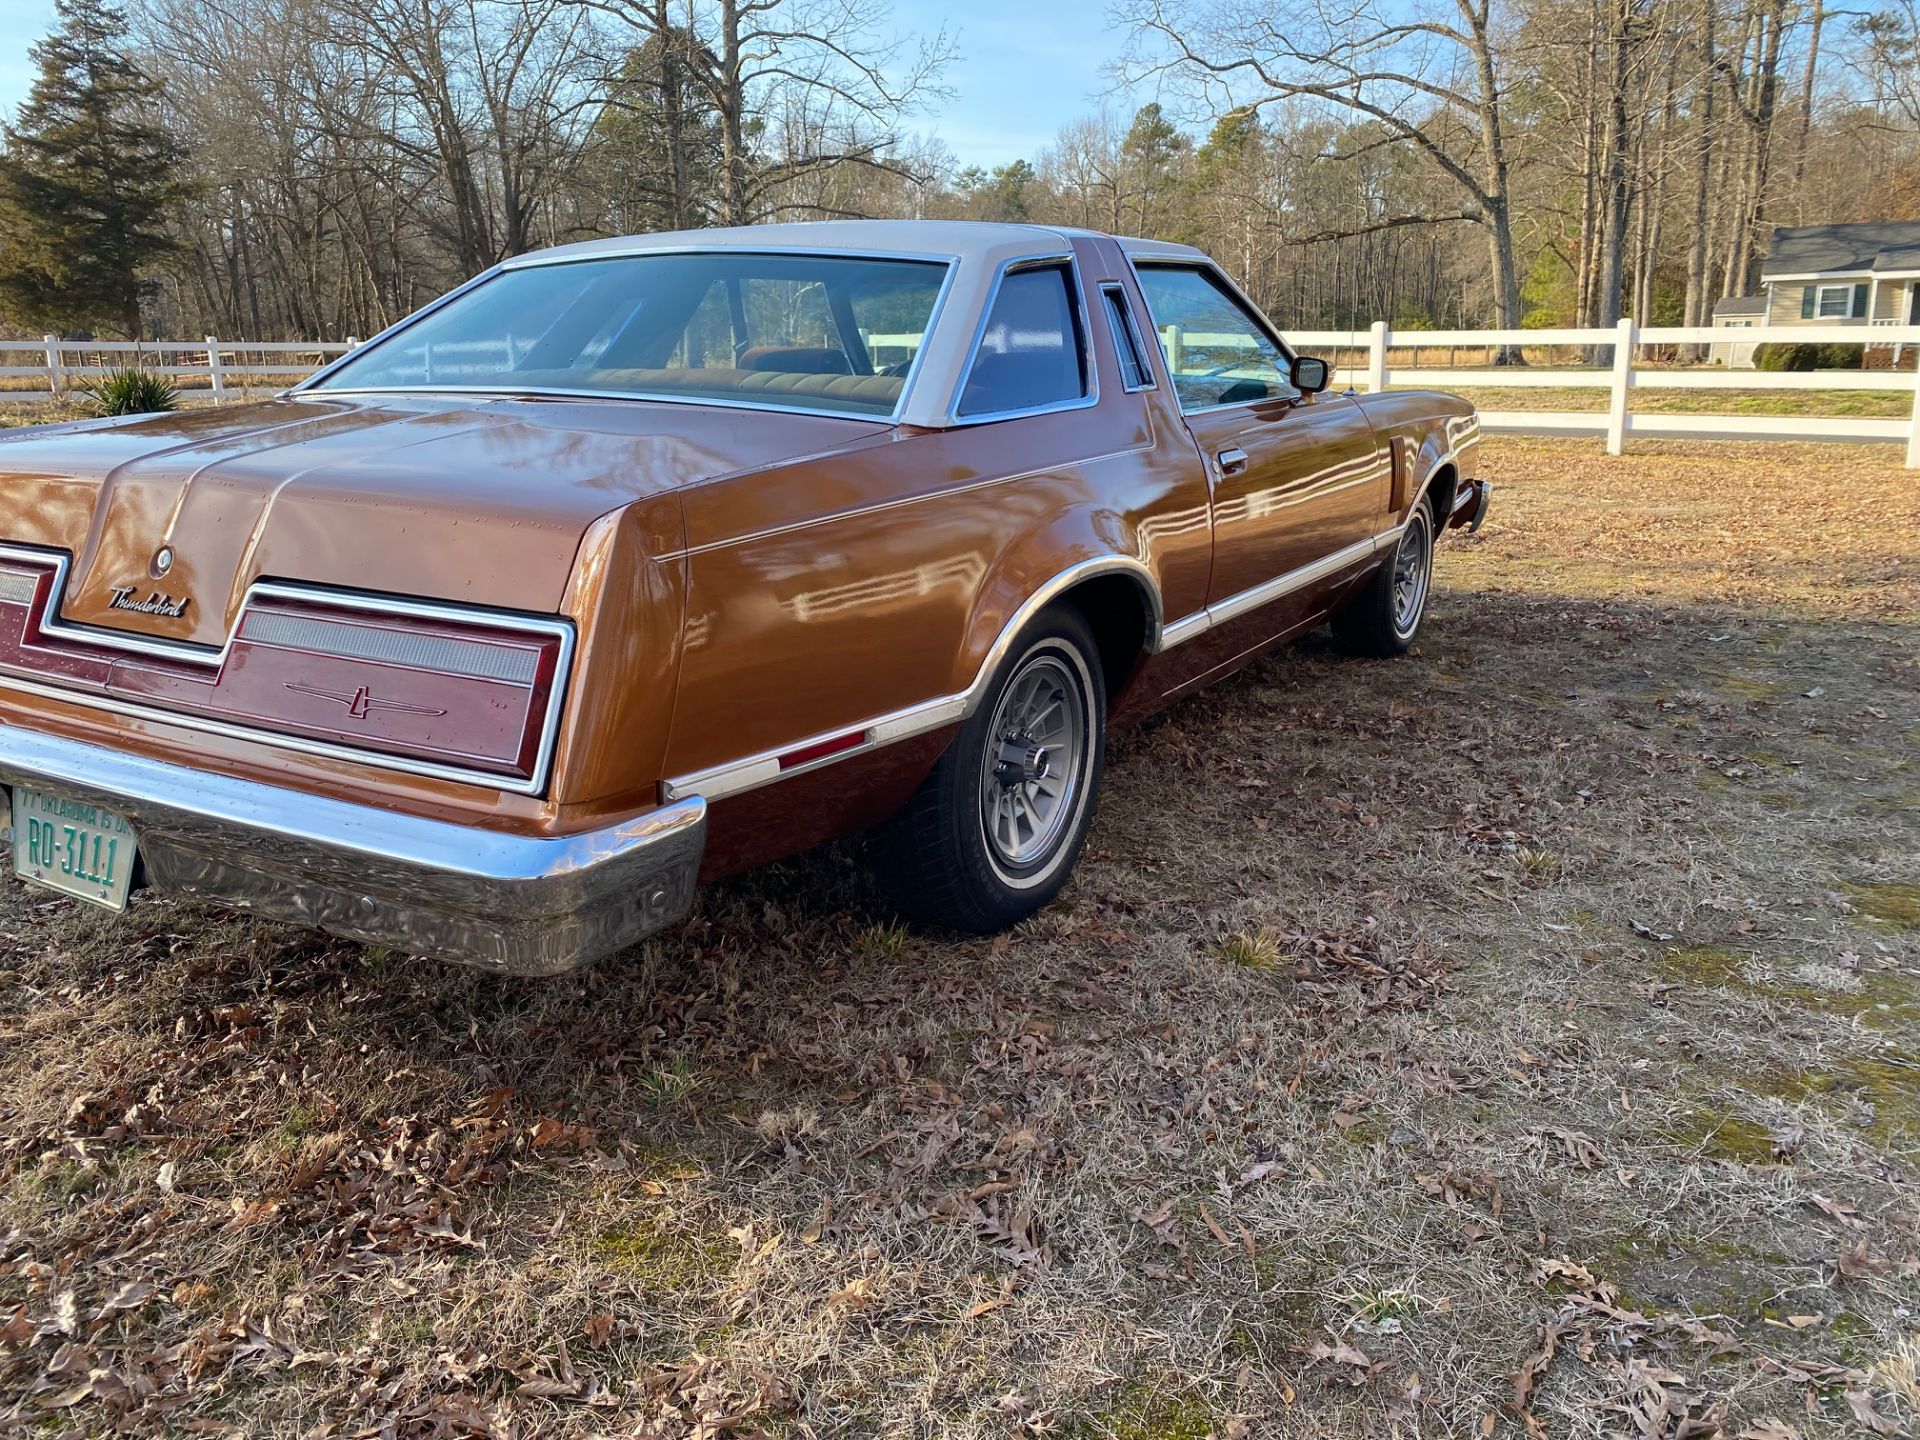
xmin=43 ymin=335 xmax=62 ymax=397
xmin=1367 ymin=320 xmax=1388 ymax=393
xmin=205 ymin=337 xmax=225 ymax=402
xmin=1606 ymin=317 xmax=1636 ymax=456
xmin=1906 ymin=371 xmax=1920 ymax=470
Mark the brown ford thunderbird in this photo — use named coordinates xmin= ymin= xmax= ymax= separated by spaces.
xmin=0 ymin=221 xmax=1485 ymax=972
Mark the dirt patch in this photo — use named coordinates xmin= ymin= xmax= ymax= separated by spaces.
xmin=1 ymin=437 xmax=1916 ymax=1436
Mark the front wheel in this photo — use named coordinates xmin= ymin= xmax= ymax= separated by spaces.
xmin=873 ymin=607 xmax=1106 ymax=933
xmin=1332 ymin=493 xmax=1434 ymax=657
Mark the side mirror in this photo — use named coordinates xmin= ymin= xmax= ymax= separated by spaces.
xmin=1291 ymin=355 xmax=1330 ymax=394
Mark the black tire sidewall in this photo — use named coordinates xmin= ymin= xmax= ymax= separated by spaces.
xmin=1391 ymin=498 xmax=1436 ymax=644
xmin=941 ymin=610 xmax=1107 ymax=927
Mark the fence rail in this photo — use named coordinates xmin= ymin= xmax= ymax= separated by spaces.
xmin=1287 ymin=320 xmax=1920 ymax=468
xmin=6 ymin=322 xmax=1918 ymax=467
xmin=0 ymin=337 xmax=356 ymax=397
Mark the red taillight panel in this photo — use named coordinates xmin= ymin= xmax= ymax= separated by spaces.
xmin=0 ymin=548 xmax=572 ymax=793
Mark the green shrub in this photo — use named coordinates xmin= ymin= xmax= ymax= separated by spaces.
xmin=83 ymin=367 xmax=179 ymax=416
xmin=1755 ymin=342 xmax=1815 ymax=371
xmin=1753 ymin=341 xmax=1864 ymax=372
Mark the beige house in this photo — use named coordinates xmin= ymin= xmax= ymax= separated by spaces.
xmin=1705 ymin=223 xmax=1920 ymax=368
xmin=1759 ymin=222 xmax=1920 ymax=336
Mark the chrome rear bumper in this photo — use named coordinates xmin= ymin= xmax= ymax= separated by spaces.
xmin=0 ymin=724 xmax=704 ymax=975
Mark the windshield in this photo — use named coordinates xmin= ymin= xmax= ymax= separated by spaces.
xmin=309 ymin=252 xmax=951 ymax=420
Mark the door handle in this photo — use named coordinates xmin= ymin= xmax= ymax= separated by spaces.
xmin=1216 ymin=447 xmax=1248 ymax=477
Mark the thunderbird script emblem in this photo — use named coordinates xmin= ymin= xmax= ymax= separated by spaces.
xmin=108 ymin=585 xmax=189 ymax=618
xmin=283 ymin=682 xmax=447 ymax=720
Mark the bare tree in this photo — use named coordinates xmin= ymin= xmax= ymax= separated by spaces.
xmin=572 ymin=0 xmax=951 ymax=225
xmin=1118 ymin=0 xmax=1529 ymax=342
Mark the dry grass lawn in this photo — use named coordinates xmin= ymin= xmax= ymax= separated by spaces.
xmin=1 ymin=437 xmax=1917 ymax=1438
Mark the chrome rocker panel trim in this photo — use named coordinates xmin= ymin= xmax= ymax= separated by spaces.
xmin=0 ymin=723 xmax=704 ymax=975
xmin=1156 ymin=522 xmax=1402 ymax=650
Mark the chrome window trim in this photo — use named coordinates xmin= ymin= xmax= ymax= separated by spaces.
xmin=662 ymin=554 xmax=1162 ymax=803
xmin=0 ymin=542 xmax=575 ymax=797
xmin=291 ymin=385 xmax=913 ymax=427
xmin=501 ymin=242 xmax=965 ymax=269
xmin=946 ymin=254 xmax=1102 ymax=426
xmin=295 ymin=249 xmax=962 ymax=429
xmin=1129 ymin=258 xmax=1305 ymax=417
xmin=1099 ymin=282 xmax=1157 ymax=393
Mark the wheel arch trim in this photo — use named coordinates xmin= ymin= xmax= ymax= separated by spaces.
xmin=659 ymin=554 xmax=1163 ymax=804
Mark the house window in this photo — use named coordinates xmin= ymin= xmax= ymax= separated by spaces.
xmin=1814 ymin=284 xmax=1853 ymax=318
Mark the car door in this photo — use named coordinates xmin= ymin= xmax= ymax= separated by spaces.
xmin=1131 ymin=264 xmax=1383 ymax=639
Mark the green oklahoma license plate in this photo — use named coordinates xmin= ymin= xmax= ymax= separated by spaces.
xmin=11 ymin=786 xmax=138 ymax=911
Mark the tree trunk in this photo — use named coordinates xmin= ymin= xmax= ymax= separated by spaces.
xmin=1682 ymin=2 xmax=1715 ymax=342
xmin=1594 ymin=0 xmax=1634 ymax=332
xmin=1789 ymin=0 xmax=1823 ymax=202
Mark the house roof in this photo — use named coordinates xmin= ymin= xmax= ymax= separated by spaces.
xmin=1712 ymin=295 xmax=1769 ymax=317
xmin=1762 ymin=222 xmax=1920 ymax=277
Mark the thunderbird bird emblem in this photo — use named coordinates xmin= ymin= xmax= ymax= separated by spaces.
xmin=108 ymin=585 xmax=189 ymax=618
xmin=283 ymin=682 xmax=447 ymax=720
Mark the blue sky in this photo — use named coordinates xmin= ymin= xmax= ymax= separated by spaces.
xmin=0 ymin=0 xmax=60 ymax=123
xmin=0 ymin=0 xmax=1142 ymax=168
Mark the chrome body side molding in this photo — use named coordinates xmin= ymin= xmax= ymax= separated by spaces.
xmin=1149 ymin=524 xmax=1400 ymax=652
xmin=660 ymin=423 xmax=1485 ymax=807
xmin=662 ymin=555 xmax=1161 ymax=804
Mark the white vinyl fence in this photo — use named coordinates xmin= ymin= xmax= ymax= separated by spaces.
xmin=1 ymin=337 xmax=355 ymax=399
xmin=6 ymin=322 xmax=1918 ymax=467
xmin=1284 ymin=321 xmax=1920 ymax=468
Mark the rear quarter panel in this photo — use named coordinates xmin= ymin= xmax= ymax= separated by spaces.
xmin=663 ymin=397 xmax=1210 ymax=785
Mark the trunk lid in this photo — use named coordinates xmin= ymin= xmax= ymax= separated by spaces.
xmin=0 ymin=392 xmax=889 ymax=647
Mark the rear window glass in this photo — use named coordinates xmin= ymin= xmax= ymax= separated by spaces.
xmin=957 ymin=265 xmax=1089 ymax=417
xmin=312 ymin=252 xmax=950 ymax=419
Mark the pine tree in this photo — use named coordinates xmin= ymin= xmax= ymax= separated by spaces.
xmin=0 ymin=0 xmax=184 ymax=338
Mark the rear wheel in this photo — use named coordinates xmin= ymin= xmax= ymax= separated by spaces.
xmin=874 ymin=607 xmax=1105 ymax=933
xmin=1333 ymin=492 xmax=1434 ymax=656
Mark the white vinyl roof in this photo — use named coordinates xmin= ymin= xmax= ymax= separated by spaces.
xmin=517 ymin=218 xmax=1079 ymax=267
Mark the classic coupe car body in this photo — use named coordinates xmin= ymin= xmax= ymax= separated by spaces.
xmin=0 ymin=221 xmax=1484 ymax=972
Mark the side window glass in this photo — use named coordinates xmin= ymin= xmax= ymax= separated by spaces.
xmin=957 ymin=264 xmax=1089 ymax=417
xmin=1102 ymin=285 xmax=1154 ymax=391
xmin=1131 ymin=266 xmax=1295 ymax=411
